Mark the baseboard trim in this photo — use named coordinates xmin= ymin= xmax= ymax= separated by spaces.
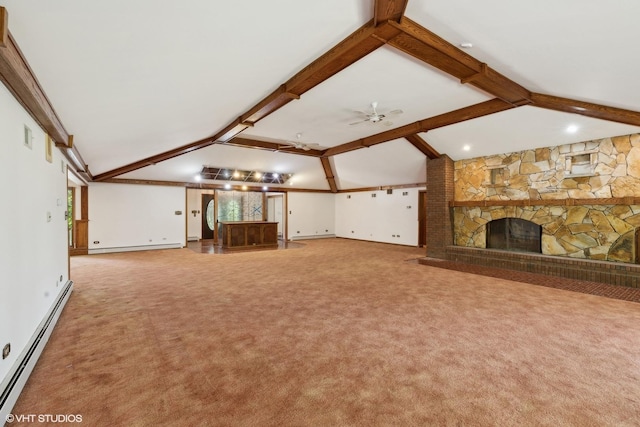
xmin=0 ymin=281 xmax=73 ymax=420
xmin=88 ymin=243 xmax=182 ymax=254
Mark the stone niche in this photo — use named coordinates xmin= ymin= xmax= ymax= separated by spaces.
xmin=453 ymin=205 xmax=639 ymax=263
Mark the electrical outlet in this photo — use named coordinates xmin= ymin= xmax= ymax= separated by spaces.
xmin=2 ymin=343 xmax=10 ymax=359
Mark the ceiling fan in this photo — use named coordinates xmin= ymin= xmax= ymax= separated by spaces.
xmin=349 ymin=101 xmax=403 ymax=126
xmin=279 ymin=133 xmax=322 ymax=151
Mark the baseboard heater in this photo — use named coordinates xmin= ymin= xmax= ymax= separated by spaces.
xmin=289 ymin=234 xmax=336 ymax=241
xmin=88 ymin=242 xmax=182 ymax=254
xmin=0 ymin=281 xmax=73 ymax=420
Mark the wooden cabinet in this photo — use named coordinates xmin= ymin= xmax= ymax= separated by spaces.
xmin=220 ymin=221 xmax=278 ymax=250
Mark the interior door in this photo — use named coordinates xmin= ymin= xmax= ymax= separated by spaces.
xmin=201 ymin=194 xmax=215 ymax=240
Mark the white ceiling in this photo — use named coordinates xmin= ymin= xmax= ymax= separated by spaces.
xmin=3 ymin=0 xmax=640 ymax=190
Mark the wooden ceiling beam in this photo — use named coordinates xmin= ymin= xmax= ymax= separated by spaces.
xmin=531 ymin=93 xmax=640 ymax=127
xmin=284 ymin=20 xmax=395 ymax=96
xmin=405 ymin=134 xmax=440 ymax=159
xmin=0 ymin=7 xmax=7 ymax=47
xmin=325 ymin=98 xmax=514 ymax=157
xmin=386 ymin=18 xmax=531 ymax=105
xmin=0 ymin=8 xmax=70 ymax=146
xmin=56 ymin=135 xmax=92 ymax=179
xmin=93 ymin=135 xmax=217 ymax=181
xmin=228 ymin=137 xmax=325 ymax=157
xmin=374 ymin=0 xmax=409 ymax=26
xmin=320 ymin=157 xmax=338 ymax=193
xmin=98 ymin=19 xmax=394 ymax=180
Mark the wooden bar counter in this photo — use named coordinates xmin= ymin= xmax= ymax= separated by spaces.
xmin=220 ymin=221 xmax=278 ymax=250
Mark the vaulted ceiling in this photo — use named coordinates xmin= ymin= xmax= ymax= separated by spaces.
xmin=2 ymin=0 xmax=640 ymax=191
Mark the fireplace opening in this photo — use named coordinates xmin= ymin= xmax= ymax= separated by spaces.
xmin=486 ymin=218 xmax=542 ymax=253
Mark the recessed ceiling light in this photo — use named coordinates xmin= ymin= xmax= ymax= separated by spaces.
xmin=224 ymin=183 xmax=231 ymax=190
xmin=566 ymin=124 xmax=579 ymax=134
xmin=460 ymin=42 xmax=473 ymax=49
xmin=463 ymin=144 xmax=471 ymax=151
xmin=241 ymin=185 xmax=248 ymax=190
xmin=262 ymin=186 xmax=268 ymax=191
xmin=194 ymin=175 xmax=202 ymax=182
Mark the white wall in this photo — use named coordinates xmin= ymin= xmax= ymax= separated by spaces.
xmin=335 ymin=188 xmax=423 ymax=246
xmin=0 ymin=82 xmax=70 ymax=384
xmin=89 ymin=183 xmax=186 ymax=252
xmin=287 ymin=192 xmax=335 ymax=240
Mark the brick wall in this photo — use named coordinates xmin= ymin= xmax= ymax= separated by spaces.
xmin=446 ymin=246 xmax=640 ymax=288
xmin=426 ymin=155 xmax=454 ymax=258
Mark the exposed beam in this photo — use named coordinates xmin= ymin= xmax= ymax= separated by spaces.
xmin=56 ymin=135 xmax=92 ymax=180
xmin=0 ymin=7 xmax=7 ymax=47
xmin=283 ymin=20 xmax=397 ymax=96
xmin=320 ymin=157 xmax=338 ymax=193
xmin=531 ymin=93 xmax=640 ymax=127
xmin=0 ymin=8 xmax=70 ymax=146
xmin=240 ymin=85 xmax=300 ymax=126
xmin=103 ymin=178 xmax=333 ymax=193
xmin=386 ymin=18 xmax=531 ymax=105
xmin=325 ymin=98 xmax=515 ymax=156
xmin=93 ymin=135 xmax=217 ymax=181
xmin=405 ymin=134 xmax=440 ymax=159
xmin=229 ymin=137 xmax=325 ymax=157
xmin=336 ymin=182 xmax=425 ymax=193
xmin=374 ymin=0 xmax=409 ymax=25
xmin=98 ymin=19 xmax=395 ymax=180
xmin=419 ymin=98 xmax=515 ymax=130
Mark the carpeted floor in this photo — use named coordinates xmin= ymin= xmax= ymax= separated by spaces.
xmin=10 ymin=238 xmax=640 ymax=426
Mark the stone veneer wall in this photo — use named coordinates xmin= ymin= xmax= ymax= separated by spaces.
xmin=453 ymin=133 xmax=640 ymax=264
xmin=455 ymin=134 xmax=640 ymax=201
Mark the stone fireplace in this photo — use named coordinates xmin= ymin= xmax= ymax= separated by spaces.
xmin=452 ymin=204 xmax=637 ymax=263
xmin=421 ymin=134 xmax=640 ymax=287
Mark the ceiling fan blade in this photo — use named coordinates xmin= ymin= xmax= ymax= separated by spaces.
xmin=388 ymin=109 xmax=403 ymax=115
xmin=349 ymin=119 xmax=367 ymax=126
xmin=382 ymin=120 xmax=394 ymax=127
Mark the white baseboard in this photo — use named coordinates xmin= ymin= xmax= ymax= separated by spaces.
xmin=0 ymin=282 xmax=73 ymax=422
xmin=88 ymin=243 xmax=182 ymax=254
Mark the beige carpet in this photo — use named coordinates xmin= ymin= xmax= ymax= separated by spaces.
xmin=10 ymin=239 xmax=640 ymax=426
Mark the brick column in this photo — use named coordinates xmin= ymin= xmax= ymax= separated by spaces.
xmin=426 ymin=155 xmax=454 ymax=259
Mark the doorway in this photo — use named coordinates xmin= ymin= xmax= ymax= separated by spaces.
xmin=267 ymin=194 xmax=284 ymax=239
xmin=201 ymin=194 xmax=215 ymax=240
xmin=418 ymin=190 xmax=426 ymax=248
